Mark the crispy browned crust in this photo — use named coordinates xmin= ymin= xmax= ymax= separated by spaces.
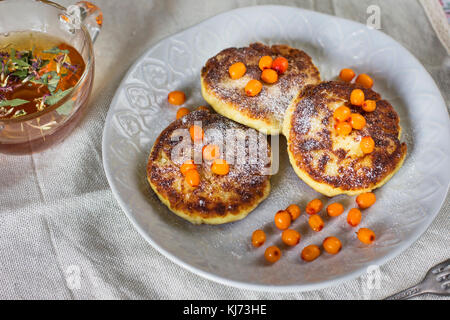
xmin=147 ymin=109 xmax=271 ymax=222
xmin=201 ymin=43 xmax=321 ymax=130
xmin=287 ymin=81 xmax=407 ymax=192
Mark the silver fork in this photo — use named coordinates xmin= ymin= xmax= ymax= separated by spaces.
xmin=385 ymin=259 xmax=450 ymax=300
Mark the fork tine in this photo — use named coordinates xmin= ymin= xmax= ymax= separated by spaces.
xmin=441 ymin=280 xmax=450 ymax=289
xmin=436 ymin=269 xmax=450 ymax=281
xmin=430 ymin=258 xmax=450 ymax=274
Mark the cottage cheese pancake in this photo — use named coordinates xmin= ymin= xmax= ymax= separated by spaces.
xmin=283 ymin=81 xmax=407 ymax=196
xmin=201 ymin=43 xmax=321 ymax=134
xmin=147 ymin=109 xmax=272 ymax=224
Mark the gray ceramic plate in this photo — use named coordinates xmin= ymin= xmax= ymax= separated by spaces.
xmin=102 ymin=6 xmax=450 ymax=291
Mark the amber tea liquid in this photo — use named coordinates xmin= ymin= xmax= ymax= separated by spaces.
xmin=0 ymin=31 xmax=91 ymax=155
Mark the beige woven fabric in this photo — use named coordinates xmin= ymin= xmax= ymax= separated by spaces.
xmin=0 ymin=0 xmax=448 ymax=300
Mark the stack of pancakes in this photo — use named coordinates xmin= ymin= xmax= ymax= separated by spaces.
xmin=147 ymin=43 xmax=407 ymax=224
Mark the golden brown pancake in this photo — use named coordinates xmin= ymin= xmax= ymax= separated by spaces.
xmin=201 ymin=43 xmax=321 ymax=134
xmin=147 ymin=109 xmax=272 ymax=224
xmin=283 ymin=81 xmax=407 ymax=196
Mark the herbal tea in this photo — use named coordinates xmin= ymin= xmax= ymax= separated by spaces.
xmin=0 ymin=31 xmax=85 ymax=120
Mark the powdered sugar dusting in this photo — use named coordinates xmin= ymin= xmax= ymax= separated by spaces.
xmin=202 ymin=43 xmax=321 ymax=130
xmin=287 ymin=81 xmax=407 ymax=191
xmin=152 ymin=110 xmax=271 ymax=186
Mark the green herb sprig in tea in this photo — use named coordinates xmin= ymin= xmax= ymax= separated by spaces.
xmin=0 ymin=35 xmax=85 ymax=119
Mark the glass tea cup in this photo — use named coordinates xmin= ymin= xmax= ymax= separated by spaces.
xmin=0 ymin=0 xmax=102 ymax=155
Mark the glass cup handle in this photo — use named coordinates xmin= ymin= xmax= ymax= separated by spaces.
xmin=60 ymin=1 xmax=103 ymax=43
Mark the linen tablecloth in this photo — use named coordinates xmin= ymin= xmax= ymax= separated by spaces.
xmin=0 ymin=0 xmax=448 ymax=300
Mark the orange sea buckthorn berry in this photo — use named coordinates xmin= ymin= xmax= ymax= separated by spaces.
xmin=362 ymin=100 xmax=376 ymax=112
xmin=185 ymin=169 xmax=200 ymax=187
xmin=350 ymin=113 xmax=366 ymax=130
xmin=306 ymin=199 xmax=323 ymax=215
xmin=281 ymin=229 xmax=301 ymax=246
xmin=258 ymin=55 xmax=273 ymax=70
xmin=229 ymin=62 xmax=246 ymax=79
xmin=168 ymin=90 xmax=186 ymax=105
xmin=211 ymin=159 xmax=229 ymax=175
xmin=347 ymin=208 xmax=362 ymax=227
xmin=176 ymin=107 xmax=190 ymax=120
xmin=202 ymin=144 xmax=220 ymax=161
xmin=356 ymin=192 xmax=376 ymax=209
xmin=357 ymin=228 xmax=376 ymax=244
xmin=180 ymin=160 xmax=197 ymax=176
xmin=197 ymin=105 xmax=209 ymax=111
xmin=301 ymin=244 xmax=321 ymax=262
xmin=286 ymin=204 xmax=301 ymax=221
xmin=189 ymin=125 xmax=204 ymax=142
xmin=323 ymin=237 xmax=342 ymax=254
xmin=38 ymin=59 xmax=56 ymax=75
xmin=350 ymin=89 xmax=365 ymax=106
xmin=272 ymin=57 xmax=288 ymax=74
xmin=334 ymin=106 xmax=351 ymax=122
xmin=336 ymin=121 xmax=353 ymax=136
xmin=261 ymin=69 xmax=278 ymax=84
xmin=360 ymin=136 xmax=375 ymax=154
xmin=245 ymin=79 xmax=263 ymax=97
xmin=264 ymin=246 xmax=281 ymax=263
xmin=339 ymin=68 xmax=356 ymax=82
xmin=308 ymin=214 xmax=324 ymax=232
xmin=251 ymin=230 xmax=266 ymax=248
xmin=274 ymin=210 xmax=292 ymax=230
xmin=355 ymin=74 xmax=374 ymax=89
xmin=327 ymin=203 xmax=344 ymax=217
